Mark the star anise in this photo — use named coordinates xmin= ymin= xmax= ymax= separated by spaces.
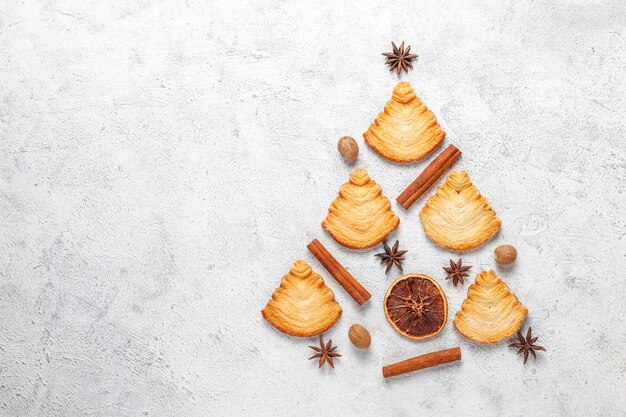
xmin=443 ymin=258 xmax=471 ymax=286
xmin=382 ymin=41 xmax=418 ymax=75
xmin=508 ymin=327 xmax=546 ymax=364
xmin=375 ymin=240 xmax=407 ymax=274
xmin=308 ymin=336 xmax=341 ymax=368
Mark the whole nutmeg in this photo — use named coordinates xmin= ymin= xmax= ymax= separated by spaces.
xmin=494 ymin=244 xmax=517 ymax=265
xmin=348 ymin=323 xmax=371 ymax=349
xmin=337 ymin=136 xmax=359 ymax=163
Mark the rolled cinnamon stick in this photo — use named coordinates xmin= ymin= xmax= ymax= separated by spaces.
xmin=307 ymin=239 xmax=371 ymax=305
xmin=382 ymin=347 xmax=461 ymax=378
xmin=396 ymin=144 xmax=461 ymax=209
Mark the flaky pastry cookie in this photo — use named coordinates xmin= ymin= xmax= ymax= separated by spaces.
xmin=322 ymin=168 xmax=399 ymax=249
xmin=262 ymin=260 xmax=342 ymax=337
xmin=453 ymin=270 xmax=527 ymax=344
xmin=363 ymin=82 xmax=445 ymax=162
xmin=419 ymin=170 xmax=500 ymax=251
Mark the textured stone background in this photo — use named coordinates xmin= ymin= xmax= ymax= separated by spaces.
xmin=1 ymin=1 xmax=625 ymax=416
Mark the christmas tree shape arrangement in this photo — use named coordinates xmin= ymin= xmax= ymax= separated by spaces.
xmin=419 ymin=170 xmax=500 ymax=251
xmin=363 ymin=81 xmax=445 ymax=162
xmin=262 ymin=260 xmax=342 ymax=337
xmin=322 ymin=168 xmax=399 ymax=249
xmin=453 ymin=270 xmax=528 ymax=344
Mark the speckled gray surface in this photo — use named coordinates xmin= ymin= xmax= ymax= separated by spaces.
xmin=1 ymin=1 xmax=625 ymax=416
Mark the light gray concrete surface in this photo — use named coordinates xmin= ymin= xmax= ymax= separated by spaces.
xmin=1 ymin=1 xmax=625 ymax=416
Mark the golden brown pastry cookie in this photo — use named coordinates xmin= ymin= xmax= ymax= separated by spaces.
xmin=363 ymin=82 xmax=445 ymax=163
xmin=262 ymin=260 xmax=342 ymax=337
xmin=419 ymin=170 xmax=500 ymax=251
xmin=453 ymin=270 xmax=527 ymax=344
xmin=322 ymin=168 xmax=399 ymax=249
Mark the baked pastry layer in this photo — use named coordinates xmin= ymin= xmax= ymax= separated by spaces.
xmin=262 ymin=260 xmax=342 ymax=337
xmin=363 ymin=82 xmax=445 ymax=162
xmin=322 ymin=168 xmax=399 ymax=249
xmin=419 ymin=170 xmax=500 ymax=251
xmin=453 ymin=270 xmax=527 ymax=344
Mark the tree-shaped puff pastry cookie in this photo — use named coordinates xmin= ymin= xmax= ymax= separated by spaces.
xmin=322 ymin=168 xmax=400 ymax=249
xmin=453 ymin=270 xmax=527 ymax=344
xmin=419 ymin=170 xmax=500 ymax=251
xmin=262 ymin=260 xmax=342 ymax=337
xmin=363 ymin=82 xmax=445 ymax=162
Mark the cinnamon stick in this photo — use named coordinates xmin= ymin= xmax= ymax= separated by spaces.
xmin=307 ymin=239 xmax=371 ymax=305
xmin=382 ymin=347 xmax=461 ymax=378
xmin=396 ymin=144 xmax=461 ymax=209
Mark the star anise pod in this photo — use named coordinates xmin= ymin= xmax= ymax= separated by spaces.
xmin=382 ymin=41 xmax=418 ymax=75
xmin=443 ymin=258 xmax=471 ymax=286
xmin=308 ymin=335 xmax=341 ymax=368
xmin=375 ymin=240 xmax=407 ymax=274
xmin=508 ymin=327 xmax=546 ymax=364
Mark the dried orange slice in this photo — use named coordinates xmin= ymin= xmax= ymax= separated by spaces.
xmin=384 ymin=274 xmax=448 ymax=340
